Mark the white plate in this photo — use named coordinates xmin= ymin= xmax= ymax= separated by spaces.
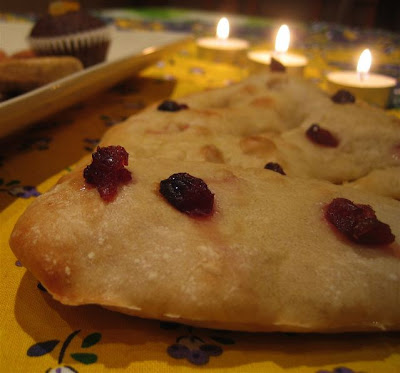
xmin=0 ymin=21 xmax=192 ymax=138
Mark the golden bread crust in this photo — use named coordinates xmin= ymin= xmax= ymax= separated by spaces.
xmin=10 ymin=159 xmax=400 ymax=332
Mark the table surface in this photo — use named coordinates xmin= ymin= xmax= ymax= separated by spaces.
xmin=0 ymin=7 xmax=399 ymax=373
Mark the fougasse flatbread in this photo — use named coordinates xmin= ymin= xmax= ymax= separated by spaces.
xmin=100 ymin=73 xmax=400 ymax=189
xmin=9 ymin=72 xmax=400 ymax=332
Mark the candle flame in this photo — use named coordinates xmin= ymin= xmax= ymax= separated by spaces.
xmin=216 ymin=17 xmax=229 ymax=40
xmin=275 ymin=24 xmax=290 ymax=53
xmin=357 ymin=49 xmax=372 ymax=75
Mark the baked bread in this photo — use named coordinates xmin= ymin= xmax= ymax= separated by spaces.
xmin=347 ymin=167 xmax=400 ymax=200
xmin=9 ymin=157 xmax=400 ymax=332
xmin=101 ymin=127 xmax=277 ymax=169
xmin=9 ymin=72 xmax=400 ymax=332
xmin=0 ymin=56 xmax=83 ymax=94
xmin=100 ymin=73 xmax=400 ymax=186
xmin=272 ymin=103 xmax=400 ymax=183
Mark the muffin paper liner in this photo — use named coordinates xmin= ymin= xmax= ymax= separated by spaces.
xmin=28 ymin=25 xmax=111 ymax=53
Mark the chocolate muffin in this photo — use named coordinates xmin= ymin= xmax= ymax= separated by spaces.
xmin=28 ymin=1 xmax=111 ymax=67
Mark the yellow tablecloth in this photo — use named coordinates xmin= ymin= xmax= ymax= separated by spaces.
xmin=1 ymin=8 xmax=400 ymax=373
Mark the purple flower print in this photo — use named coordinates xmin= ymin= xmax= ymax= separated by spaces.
xmin=163 ymin=323 xmax=233 ymax=366
xmin=8 ymin=185 xmax=41 ymax=198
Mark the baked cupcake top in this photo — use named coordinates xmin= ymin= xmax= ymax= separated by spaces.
xmin=30 ymin=1 xmax=107 ymax=37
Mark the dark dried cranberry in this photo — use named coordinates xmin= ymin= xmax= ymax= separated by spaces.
xmin=331 ymin=89 xmax=355 ymax=104
xmin=83 ymin=145 xmax=132 ymax=202
xmin=325 ymin=198 xmax=395 ymax=245
xmin=270 ymin=57 xmax=286 ymax=72
xmin=306 ymin=124 xmax=339 ymax=147
xmin=157 ymin=100 xmax=189 ymax=112
xmin=264 ymin=162 xmax=286 ymax=175
xmin=159 ymin=173 xmax=214 ymax=216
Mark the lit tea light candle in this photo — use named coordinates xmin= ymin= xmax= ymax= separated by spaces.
xmin=247 ymin=24 xmax=308 ymax=75
xmin=326 ymin=48 xmax=397 ymax=108
xmin=197 ymin=17 xmax=249 ymax=64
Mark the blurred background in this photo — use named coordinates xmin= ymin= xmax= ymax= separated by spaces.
xmin=0 ymin=0 xmax=399 ymax=32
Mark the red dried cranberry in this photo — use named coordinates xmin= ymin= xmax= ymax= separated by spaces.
xmin=306 ymin=124 xmax=339 ymax=147
xmin=83 ymin=145 xmax=132 ymax=202
xmin=264 ymin=162 xmax=286 ymax=175
xmin=159 ymin=173 xmax=214 ymax=216
xmin=325 ymin=198 xmax=395 ymax=245
xmin=157 ymin=100 xmax=189 ymax=112
xmin=270 ymin=57 xmax=286 ymax=72
xmin=331 ymin=89 xmax=356 ymax=104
